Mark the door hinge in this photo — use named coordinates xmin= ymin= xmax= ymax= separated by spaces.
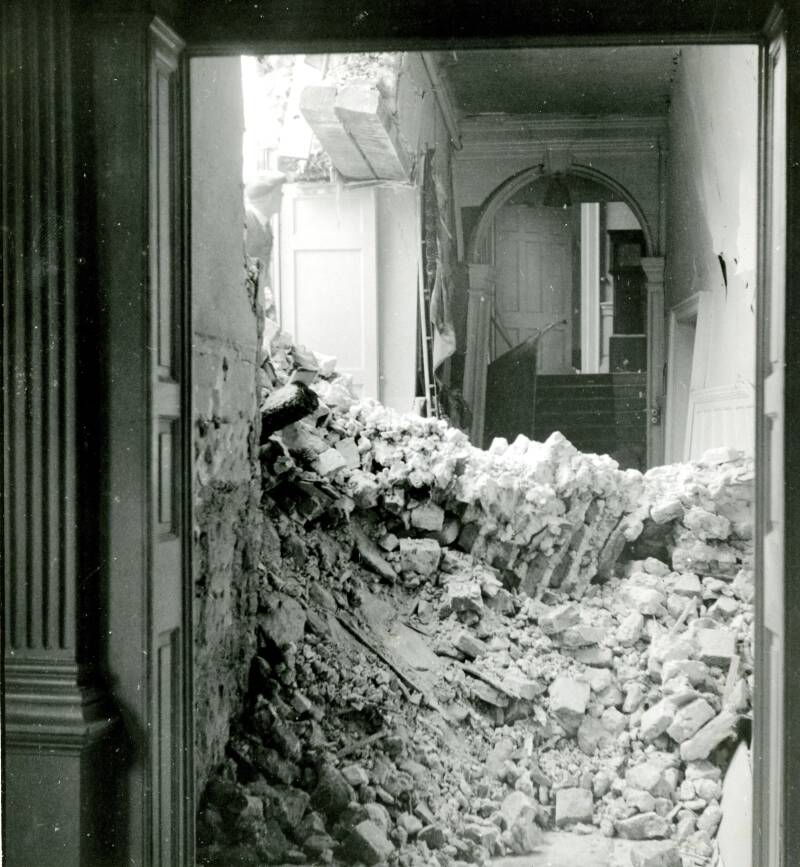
xmin=650 ymin=403 xmax=662 ymax=426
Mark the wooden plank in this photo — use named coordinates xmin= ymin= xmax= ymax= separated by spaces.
xmin=299 ymin=85 xmax=374 ymax=180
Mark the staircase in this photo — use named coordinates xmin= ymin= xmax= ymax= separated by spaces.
xmin=532 ymin=373 xmax=647 ymax=470
xmin=483 ymin=370 xmax=647 ymax=471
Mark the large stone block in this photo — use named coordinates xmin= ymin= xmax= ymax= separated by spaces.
xmin=549 ymin=676 xmax=590 ymax=733
xmin=695 ymin=628 xmax=737 ymax=667
xmin=679 ymin=710 xmax=738 ymax=761
xmin=630 ymin=840 xmax=681 ymax=867
xmin=682 ymin=506 xmax=731 ymax=541
xmin=454 ymin=630 xmax=489 ymax=659
xmin=639 ymin=699 xmax=676 ymax=742
xmin=343 ymin=820 xmax=395 ymax=865
xmin=617 ymin=611 xmax=644 ymax=646
xmin=555 ymin=787 xmax=593 ymax=827
xmin=399 ymin=537 xmax=442 ymax=575
xmin=445 ymin=579 xmax=484 ymax=615
xmin=626 ymin=763 xmax=663 ymax=794
xmin=614 ymin=812 xmax=670 ymax=840
xmin=559 ymin=625 xmax=606 ymax=648
xmin=539 ymin=603 xmax=581 ymax=635
xmin=577 ymin=717 xmax=613 ymax=755
xmin=259 ymin=596 xmax=307 ymax=648
xmin=620 ymin=585 xmax=667 ymax=615
xmin=311 ymin=764 xmax=356 ymax=821
xmin=666 ymin=698 xmax=716 ymax=743
xmin=410 ymin=501 xmax=446 ymax=532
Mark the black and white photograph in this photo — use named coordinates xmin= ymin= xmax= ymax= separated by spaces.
xmin=1 ymin=1 xmax=796 ymax=865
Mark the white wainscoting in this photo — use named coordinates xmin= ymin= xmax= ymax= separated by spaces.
xmin=684 ymin=382 xmax=755 ymax=459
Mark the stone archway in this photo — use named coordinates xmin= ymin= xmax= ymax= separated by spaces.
xmin=462 ymin=164 xmax=664 ymax=465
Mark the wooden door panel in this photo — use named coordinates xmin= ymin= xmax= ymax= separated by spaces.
xmin=280 ymin=184 xmax=378 ymax=397
xmin=155 ymin=628 xmax=181 ymax=866
xmin=494 ymin=205 xmax=572 ymax=372
xmin=149 ymin=20 xmax=188 ymax=867
xmin=495 ymin=235 xmax=520 ymax=314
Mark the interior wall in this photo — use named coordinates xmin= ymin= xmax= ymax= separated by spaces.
xmin=190 ymin=57 xmax=270 ymax=791
xmin=191 ymin=51 xmax=451 ymax=791
xmin=394 ymin=53 xmax=458 ymax=395
xmin=664 ymin=45 xmax=758 ymax=458
xmin=376 ymin=185 xmax=419 ymax=411
xmin=273 ymin=53 xmax=456 ymax=412
xmin=453 ymin=117 xmax=666 ymax=255
xmin=396 ymin=54 xmax=453 ymax=210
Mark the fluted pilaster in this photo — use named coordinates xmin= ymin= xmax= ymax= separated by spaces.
xmin=2 ymin=1 xmax=116 ymax=863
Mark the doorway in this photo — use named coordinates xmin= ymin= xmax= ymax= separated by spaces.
xmin=4 ymin=5 xmax=796 ymax=867
xmin=40 ymin=13 xmax=785 ymax=867
xmin=182 ymin=41 xmax=765 ymax=867
xmin=493 ymin=204 xmax=574 ymax=373
xmin=473 ymin=167 xmax=654 ymax=467
xmin=665 ymin=294 xmax=701 ymax=463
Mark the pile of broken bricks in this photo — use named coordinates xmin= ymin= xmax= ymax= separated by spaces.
xmin=196 ymin=330 xmax=754 ymax=867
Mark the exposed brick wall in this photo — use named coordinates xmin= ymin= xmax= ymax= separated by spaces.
xmin=193 ymin=335 xmax=268 ymax=790
xmin=191 ymin=56 xmax=272 ymax=791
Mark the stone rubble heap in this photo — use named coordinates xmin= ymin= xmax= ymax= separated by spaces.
xmin=277 ymin=385 xmax=646 ymax=601
xmin=197 ymin=341 xmax=754 ymax=867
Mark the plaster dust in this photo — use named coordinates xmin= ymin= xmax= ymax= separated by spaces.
xmin=194 ymin=322 xmax=752 ymax=867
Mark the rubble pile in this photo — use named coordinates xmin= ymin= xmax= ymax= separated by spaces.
xmin=197 ymin=338 xmax=754 ymax=867
xmin=267 ymin=383 xmax=646 ymax=600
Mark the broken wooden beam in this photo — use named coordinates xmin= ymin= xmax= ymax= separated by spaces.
xmin=260 ymin=381 xmax=319 ymax=440
xmin=299 ymin=85 xmax=375 ymax=180
xmin=334 ymin=84 xmax=411 ymax=181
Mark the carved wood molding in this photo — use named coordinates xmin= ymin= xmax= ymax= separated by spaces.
xmin=2 ymin=0 xmax=80 ymax=656
xmin=457 ymin=114 xmax=668 ymax=159
xmin=5 ymin=658 xmax=116 ymax=751
xmin=2 ymin=0 xmax=117 ymax=761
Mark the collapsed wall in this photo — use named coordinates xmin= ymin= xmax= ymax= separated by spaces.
xmin=196 ymin=331 xmax=753 ymax=867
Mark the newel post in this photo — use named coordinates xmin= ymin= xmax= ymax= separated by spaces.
xmin=599 ymin=300 xmax=615 ymax=373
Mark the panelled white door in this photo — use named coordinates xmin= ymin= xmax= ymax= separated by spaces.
xmin=493 ymin=205 xmax=572 ymax=372
xmin=279 ymin=183 xmax=378 ymax=397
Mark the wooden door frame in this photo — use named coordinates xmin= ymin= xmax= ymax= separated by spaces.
xmin=8 ymin=2 xmax=795 ymax=866
xmin=665 ymin=292 xmax=703 ymax=463
xmin=177 ymin=11 xmax=794 ymax=867
xmin=75 ymin=2 xmax=795 ymax=865
xmin=83 ymin=11 xmax=195 ymax=866
xmin=754 ymin=11 xmax=788 ymax=866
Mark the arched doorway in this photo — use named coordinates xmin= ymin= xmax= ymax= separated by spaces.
xmin=462 ymin=165 xmax=664 ymax=469
xmin=467 ymin=163 xmax=656 ymax=262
